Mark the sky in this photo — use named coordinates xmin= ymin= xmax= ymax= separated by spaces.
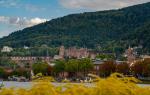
xmin=0 ymin=0 xmax=150 ymax=38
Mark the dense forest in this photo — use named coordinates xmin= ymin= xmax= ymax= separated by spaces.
xmin=0 ymin=2 xmax=150 ymax=53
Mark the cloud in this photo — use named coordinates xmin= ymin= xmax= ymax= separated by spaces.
xmin=0 ymin=0 xmax=19 ymax=8
xmin=24 ymin=4 xmax=46 ymax=12
xmin=59 ymin=0 xmax=150 ymax=10
xmin=0 ymin=0 xmax=45 ymax=12
xmin=0 ymin=16 xmax=48 ymax=38
xmin=0 ymin=16 xmax=48 ymax=27
xmin=0 ymin=16 xmax=9 ymax=23
xmin=24 ymin=17 xmax=48 ymax=26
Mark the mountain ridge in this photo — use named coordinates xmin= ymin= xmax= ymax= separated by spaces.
xmin=0 ymin=2 xmax=150 ymax=53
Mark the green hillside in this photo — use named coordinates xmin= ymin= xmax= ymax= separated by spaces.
xmin=0 ymin=2 xmax=150 ymax=53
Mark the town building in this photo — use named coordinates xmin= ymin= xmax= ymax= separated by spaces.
xmin=141 ymin=55 xmax=150 ymax=59
xmin=59 ymin=46 xmax=65 ymax=58
xmin=54 ymin=55 xmax=63 ymax=60
xmin=10 ymin=56 xmax=53 ymax=69
xmin=1 ymin=46 xmax=13 ymax=52
xmin=124 ymin=46 xmax=136 ymax=65
xmin=24 ymin=46 xmax=29 ymax=49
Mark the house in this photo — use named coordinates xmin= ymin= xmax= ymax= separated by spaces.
xmin=1 ymin=46 xmax=13 ymax=53
xmin=24 ymin=46 xmax=29 ymax=49
xmin=141 ymin=55 xmax=150 ymax=59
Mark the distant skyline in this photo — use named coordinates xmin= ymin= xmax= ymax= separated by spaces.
xmin=0 ymin=0 xmax=149 ymax=38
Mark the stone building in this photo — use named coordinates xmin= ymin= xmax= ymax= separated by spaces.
xmin=11 ymin=56 xmax=52 ymax=69
xmin=1 ymin=46 xmax=13 ymax=53
xmin=124 ymin=46 xmax=136 ymax=65
xmin=59 ymin=46 xmax=65 ymax=58
xmin=58 ymin=46 xmax=96 ymax=59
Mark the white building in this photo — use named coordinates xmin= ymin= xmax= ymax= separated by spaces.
xmin=1 ymin=46 xmax=13 ymax=52
xmin=141 ymin=55 xmax=150 ymax=59
xmin=24 ymin=46 xmax=29 ymax=49
xmin=53 ymin=55 xmax=63 ymax=60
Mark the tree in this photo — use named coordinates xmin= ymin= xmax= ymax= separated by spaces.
xmin=53 ymin=60 xmax=66 ymax=77
xmin=11 ymin=68 xmax=30 ymax=78
xmin=0 ymin=68 xmax=5 ymax=78
xmin=142 ymin=59 xmax=150 ymax=77
xmin=116 ymin=62 xmax=129 ymax=75
xmin=96 ymin=54 xmax=115 ymax=60
xmin=0 ymin=57 xmax=16 ymax=69
xmin=131 ymin=58 xmax=150 ymax=77
xmin=53 ymin=60 xmax=66 ymax=73
xmin=131 ymin=61 xmax=143 ymax=77
xmin=65 ymin=59 xmax=79 ymax=73
xmin=99 ymin=61 xmax=116 ymax=77
xmin=79 ymin=58 xmax=93 ymax=76
xmin=32 ymin=61 xmax=49 ymax=75
xmin=143 ymin=64 xmax=150 ymax=77
xmin=65 ymin=58 xmax=93 ymax=78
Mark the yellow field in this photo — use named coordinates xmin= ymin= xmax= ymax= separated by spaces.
xmin=0 ymin=73 xmax=150 ymax=95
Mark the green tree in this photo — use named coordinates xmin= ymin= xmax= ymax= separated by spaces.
xmin=0 ymin=57 xmax=16 ymax=69
xmin=65 ymin=59 xmax=79 ymax=73
xmin=32 ymin=61 xmax=49 ymax=75
xmin=0 ymin=68 xmax=5 ymax=78
xmin=79 ymin=58 xmax=93 ymax=76
xmin=53 ymin=60 xmax=66 ymax=77
xmin=11 ymin=68 xmax=30 ymax=78
xmin=96 ymin=54 xmax=115 ymax=60
xmin=65 ymin=58 xmax=93 ymax=77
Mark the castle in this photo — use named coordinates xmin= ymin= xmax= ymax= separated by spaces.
xmin=56 ymin=46 xmax=96 ymax=59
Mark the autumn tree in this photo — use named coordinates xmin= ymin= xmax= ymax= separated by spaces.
xmin=131 ymin=58 xmax=150 ymax=77
xmin=99 ymin=61 xmax=116 ymax=77
xmin=116 ymin=62 xmax=129 ymax=75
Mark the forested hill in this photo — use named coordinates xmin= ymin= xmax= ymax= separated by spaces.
xmin=0 ymin=2 xmax=150 ymax=52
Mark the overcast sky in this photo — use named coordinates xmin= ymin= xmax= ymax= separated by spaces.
xmin=0 ymin=0 xmax=149 ymax=38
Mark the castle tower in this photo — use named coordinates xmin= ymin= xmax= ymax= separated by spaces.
xmin=59 ymin=46 xmax=65 ymax=58
xmin=125 ymin=46 xmax=136 ymax=65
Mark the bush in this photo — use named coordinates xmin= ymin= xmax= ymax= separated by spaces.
xmin=0 ymin=68 xmax=5 ymax=78
xmin=1 ymin=73 xmax=150 ymax=95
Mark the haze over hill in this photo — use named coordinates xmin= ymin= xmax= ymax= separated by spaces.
xmin=0 ymin=2 xmax=150 ymax=53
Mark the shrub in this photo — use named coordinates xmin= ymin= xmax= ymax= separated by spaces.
xmin=0 ymin=73 xmax=150 ymax=95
